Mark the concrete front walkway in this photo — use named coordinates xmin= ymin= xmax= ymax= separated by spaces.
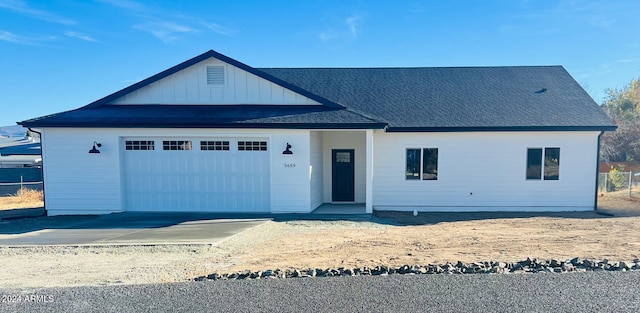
xmin=0 ymin=212 xmax=270 ymax=246
xmin=312 ymin=203 xmax=367 ymax=215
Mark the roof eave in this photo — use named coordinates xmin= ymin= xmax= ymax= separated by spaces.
xmin=17 ymin=122 xmax=387 ymax=130
xmin=385 ymin=125 xmax=618 ymax=132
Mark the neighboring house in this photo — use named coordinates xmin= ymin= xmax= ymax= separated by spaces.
xmin=0 ymin=136 xmax=42 ymax=196
xmin=0 ymin=137 xmax=42 ymax=168
xmin=19 ymin=50 xmax=616 ymax=216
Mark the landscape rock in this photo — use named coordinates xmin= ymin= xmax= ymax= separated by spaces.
xmin=196 ymin=257 xmax=640 ymax=281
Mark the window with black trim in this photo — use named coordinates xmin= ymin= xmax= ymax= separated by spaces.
xmin=238 ymin=141 xmax=267 ymax=151
xmin=526 ymin=147 xmax=560 ymax=180
xmin=163 ymin=140 xmax=192 ymax=151
xmin=125 ymin=140 xmax=155 ymax=151
xmin=406 ymin=148 xmax=438 ymax=180
xmin=200 ymin=141 xmax=229 ymax=151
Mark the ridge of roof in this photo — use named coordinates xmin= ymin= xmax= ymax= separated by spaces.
xmin=257 ymin=65 xmax=565 ymax=70
xmin=82 ymin=50 xmax=345 ymax=110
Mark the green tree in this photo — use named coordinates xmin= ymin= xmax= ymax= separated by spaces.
xmin=600 ymin=77 xmax=640 ymax=162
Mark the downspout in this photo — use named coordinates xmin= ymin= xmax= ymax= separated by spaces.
xmin=28 ymin=128 xmax=46 ymax=216
xmin=594 ymin=131 xmax=604 ymax=211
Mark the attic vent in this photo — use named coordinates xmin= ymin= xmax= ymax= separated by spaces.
xmin=206 ymin=66 xmax=225 ymax=85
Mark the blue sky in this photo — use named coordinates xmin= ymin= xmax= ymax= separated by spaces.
xmin=1 ymin=0 xmax=639 ymax=126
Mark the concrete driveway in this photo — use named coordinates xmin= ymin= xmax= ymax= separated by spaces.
xmin=0 ymin=212 xmax=270 ymax=246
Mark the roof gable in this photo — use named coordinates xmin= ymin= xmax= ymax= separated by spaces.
xmin=86 ymin=50 xmax=344 ymax=109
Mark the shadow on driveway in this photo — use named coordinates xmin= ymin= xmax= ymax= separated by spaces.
xmin=0 ymin=212 xmax=270 ymax=246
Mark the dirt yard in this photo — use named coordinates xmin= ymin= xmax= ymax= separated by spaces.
xmin=1 ymin=194 xmax=639 ymax=289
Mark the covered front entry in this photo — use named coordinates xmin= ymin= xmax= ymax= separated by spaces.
xmin=122 ymin=137 xmax=270 ymax=212
xmin=311 ymin=130 xmax=374 ymax=213
xmin=332 ymin=149 xmax=355 ymax=201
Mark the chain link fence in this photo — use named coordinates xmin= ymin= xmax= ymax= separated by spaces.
xmin=598 ymin=171 xmax=640 ymax=197
xmin=0 ymin=168 xmax=43 ymax=196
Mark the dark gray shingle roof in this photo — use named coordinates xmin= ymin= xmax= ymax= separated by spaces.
xmin=20 ymin=105 xmax=384 ymax=129
xmin=259 ymin=66 xmax=615 ymax=131
xmin=19 ymin=50 xmax=615 ymax=131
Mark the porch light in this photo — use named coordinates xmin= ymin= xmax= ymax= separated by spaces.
xmin=89 ymin=142 xmax=102 ymax=154
xmin=282 ymin=142 xmax=293 ymax=155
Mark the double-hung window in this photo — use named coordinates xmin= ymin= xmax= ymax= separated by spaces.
xmin=526 ymin=147 xmax=560 ymax=180
xmin=406 ymin=148 xmax=438 ymax=180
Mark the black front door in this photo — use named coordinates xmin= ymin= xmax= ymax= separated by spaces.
xmin=332 ymin=149 xmax=355 ymax=202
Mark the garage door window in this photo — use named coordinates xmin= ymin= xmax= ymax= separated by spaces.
xmin=163 ymin=140 xmax=192 ymax=151
xmin=238 ymin=141 xmax=267 ymax=151
xmin=201 ymin=141 xmax=230 ymax=151
xmin=125 ymin=140 xmax=155 ymax=151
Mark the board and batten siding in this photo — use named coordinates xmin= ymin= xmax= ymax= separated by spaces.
xmin=309 ymin=131 xmax=324 ymax=210
xmin=41 ymin=128 xmax=314 ymax=215
xmin=111 ymin=57 xmax=320 ymax=106
xmin=372 ymin=131 xmax=601 ymax=212
xmin=322 ymin=131 xmax=366 ymax=203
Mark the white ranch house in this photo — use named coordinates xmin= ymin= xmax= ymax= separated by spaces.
xmin=20 ymin=50 xmax=616 ymax=216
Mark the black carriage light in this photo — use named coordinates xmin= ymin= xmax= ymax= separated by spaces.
xmin=89 ymin=142 xmax=102 ymax=154
xmin=282 ymin=142 xmax=293 ymax=155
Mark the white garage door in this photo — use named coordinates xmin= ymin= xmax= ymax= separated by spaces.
xmin=122 ymin=137 xmax=270 ymax=212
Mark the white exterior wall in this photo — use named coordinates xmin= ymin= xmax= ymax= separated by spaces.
xmin=40 ymin=128 xmax=123 ymax=215
xmin=41 ymin=127 xmax=601 ymax=215
xmin=112 ymin=57 xmax=320 ymax=106
xmin=270 ymin=130 xmax=313 ymax=213
xmin=372 ymin=131 xmax=600 ymax=212
xmin=309 ymin=131 xmax=324 ymax=210
xmin=41 ymin=127 xmax=312 ymax=215
xmin=322 ymin=131 xmax=366 ymax=203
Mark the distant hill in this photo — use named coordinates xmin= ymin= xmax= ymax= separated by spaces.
xmin=0 ymin=125 xmax=27 ymax=138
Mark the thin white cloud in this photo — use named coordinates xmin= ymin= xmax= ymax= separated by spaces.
xmin=318 ymin=31 xmax=338 ymax=42
xmin=0 ymin=0 xmax=76 ymax=25
xmin=99 ymin=0 xmax=232 ymax=42
xmin=95 ymin=0 xmax=144 ymax=12
xmin=0 ymin=30 xmax=28 ymax=44
xmin=345 ymin=15 xmax=362 ymax=38
xmin=614 ymin=58 xmax=640 ymax=64
xmin=133 ymin=21 xmax=196 ymax=42
xmin=589 ymin=14 xmax=614 ymax=29
xmin=200 ymin=22 xmax=235 ymax=36
xmin=318 ymin=14 xmax=363 ymax=44
xmin=64 ymin=31 xmax=99 ymax=42
xmin=0 ymin=30 xmax=56 ymax=45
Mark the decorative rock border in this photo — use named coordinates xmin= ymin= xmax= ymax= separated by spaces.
xmin=194 ymin=257 xmax=640 ymax=281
